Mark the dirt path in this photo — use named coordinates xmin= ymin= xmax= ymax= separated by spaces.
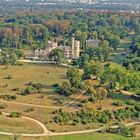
xmin=0 ymin=91 xmax=85 ymax=109
xmin=0 ymin=115 xmax=139 ymax=137
xmin=0 ymin=92 xmax=139 ymax=137
xmin=0 ymin=60 xmax=139 ymax=137
xmin=1 ymin=112 xmax=51 ymax=136
xmin=50 ymin=121 xmax=140 ymax=136
xmin=120 ymin=90 xmax=133 ymax=96
xmin=0 ymin=99 xmax=61 ymax=109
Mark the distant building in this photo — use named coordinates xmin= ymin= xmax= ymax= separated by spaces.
xmin=35 ymin=41 xmax=58 ymax=58
xmin=86 ymin=39 xmax=100 ymax=48
xmin=59 ymin=38 xmax=80 ymax=59
xmin=34 ymin=38 xmax=80 ymax=60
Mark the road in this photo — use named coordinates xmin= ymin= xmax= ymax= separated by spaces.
xmin=18 ymin=59 xmax=73 ymax=68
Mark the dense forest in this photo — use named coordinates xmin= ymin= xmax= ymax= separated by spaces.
xmin=0 ymin=11 xmax=140 ymax=48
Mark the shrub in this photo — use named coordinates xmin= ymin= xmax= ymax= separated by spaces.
xmin=22 ymin=86 xmax=37 ymax=95
xmin=52 ymin=83 xmax=59 ymax=88
xmin=57 ymin=81 xmax=73 ymax=96
xmin=5 ymin=75 xmax=13 ymax=79
xmin=17 ymin=63 xmax=23 ymax=66
xmin=135 ymin=103 xmax=140 ymax=111
xmin=113 ymin=101 xmax=124 ymax=106
xmin=126 ymin=100 xmax=136 ymax=105
xmin=77 ymin=103 xmax=85 ymax=107
xmin=0 ymin=95 xmax=17 ymax=101
xmin=25 ymin=108 xmax=35 ymax=113
xmin=12 ymin=88 xmax=20 ymax=91
xmin=53 ymin=107 xmax=137 ymax=126
xmin=81 ymin=99 xmax=88 ymax=103
xmin=106 ymin=124 xmax=135 ymax=137
xmin=0 ymin=103 xmax=7 ymax=109
xmin=23 ymin=82 xmax=44 ymax=95
xmin=9 ymin=112 xmax=22 ymax=118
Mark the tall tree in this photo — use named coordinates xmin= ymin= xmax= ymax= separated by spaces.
xmin=49 ymin=49 xmax=64 ymax=65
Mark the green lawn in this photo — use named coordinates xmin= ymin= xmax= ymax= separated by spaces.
xmin=12 ymin=133 xmax=140 ymax=140
xmin=48 ymin=133 xmax=140 ymax=140
xmin=0 ymin=136 xmax=11 ymax=140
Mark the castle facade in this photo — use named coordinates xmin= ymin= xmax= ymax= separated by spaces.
xmin=34 ymin=38 xmax=80 ymax=59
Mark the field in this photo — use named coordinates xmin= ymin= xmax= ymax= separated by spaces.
xmin=0 ymin=114 xmax=43 ymax=134
xmin=48 ymin=133 xmax=140 ymax=140
xmin=0 ymin=62 xmax=139 ymax=139
xmin=1 ymin=133 xmax=140 ymax=140
xmin=0 ymin=63 xmax=73 ymax=106
xmin=0 ymin=63 xmax=67 ymax=93
xmin=0 ymin=63 xmax=69 ymax=134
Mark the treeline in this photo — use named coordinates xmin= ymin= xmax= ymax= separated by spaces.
xmin=55 ymin=61 xmax=140 ymax=98
xmin=0 ymin=11 xmax=140 ymax=49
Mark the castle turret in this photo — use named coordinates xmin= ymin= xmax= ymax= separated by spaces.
xmin=74 ymin=40 xmax=80 ymax=59
xmin=71 ymin=37 xmax=75 ymax=59
xmin=71 ymin=37 xmax=80 ymax=59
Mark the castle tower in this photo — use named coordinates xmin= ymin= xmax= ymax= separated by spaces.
xmin=71 ymin=37 xmax=75 ymax=59
xmin=74 ymin=40 xmax=80 ymax=59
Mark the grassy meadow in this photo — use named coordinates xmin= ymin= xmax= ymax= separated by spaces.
xmin=1 ymin=133 xmax=140 ymax=140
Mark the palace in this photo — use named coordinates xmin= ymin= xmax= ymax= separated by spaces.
xmin=34 ymin=38 xmax=80 ymax=59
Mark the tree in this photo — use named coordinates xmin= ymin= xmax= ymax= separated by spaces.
xmin=67 ymin=67 xmax=81 ymax=88
xmin=0 ymin=51 xmax=18 ymax=65
xmin=78 ymin=53 xmax=89 ymax=68
xmin=49 ymin=49 xmax=64 ymax=65
xmin=58 ymin=81 xmax=72 ymax=96
xmin=110 ymin=35 xmax=120 ymax=50
xmin=104 ymin=32 xmax=120 ymax=49
xmin=96 ymin=87 xmax=107 ymax=109
xmin=75 ymin=30 xmax=87 ymax=48
xmin=85 ymin=81 xmax=97 ymax=103
xmin=99 ymin=40 xmax=109 ymax=48
xmin=91 ymin=31 xmax=98 ymax=39
xmin=83 ymin=61 xmax=103 ymax=79
xmin=23 ymin=86 xmax=36 ymax=95
xmin=21 ymin=26 xmax=32 ymax=45
xmin=9 ymin=53 xmax=18 ymax=65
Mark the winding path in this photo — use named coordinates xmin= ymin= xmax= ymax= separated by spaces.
xmin=0 ymin=60 xmax=140 ymax=137
xmin=0 ymin=114 xmax=140 ymax=137
xmin=1 ymin=112 xmax=51 ymax=136
xmin=0 ymin=89 xmax=139 ymax=137
xmin=0 ymin=90 xmax=85 ymax=109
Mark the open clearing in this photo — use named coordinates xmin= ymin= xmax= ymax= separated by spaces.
xmin=0 ymin=63 xmax=70 ymax=106
xmin=0 ymin=113 xmax=43 ymax=134
xmin=0 ymin=63 xmax=67 ymax=93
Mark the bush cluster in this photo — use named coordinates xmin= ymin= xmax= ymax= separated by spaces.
xmin=22 ymin=82 xmax=43 ymax=95
xmin=9 ymin=112 xmax=22 ymax=118
xmin=113 ymin=101 xmax=124 ymax=106
xmin=106 ymin=124 xmax=135 ymax=137
xmin=0 ymin=103 xmax=7 ymax=109
xmin=53 ymin=107 xmax=137 ymax=125
xmin=0 ymin=95 xmax=17 ymax=101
